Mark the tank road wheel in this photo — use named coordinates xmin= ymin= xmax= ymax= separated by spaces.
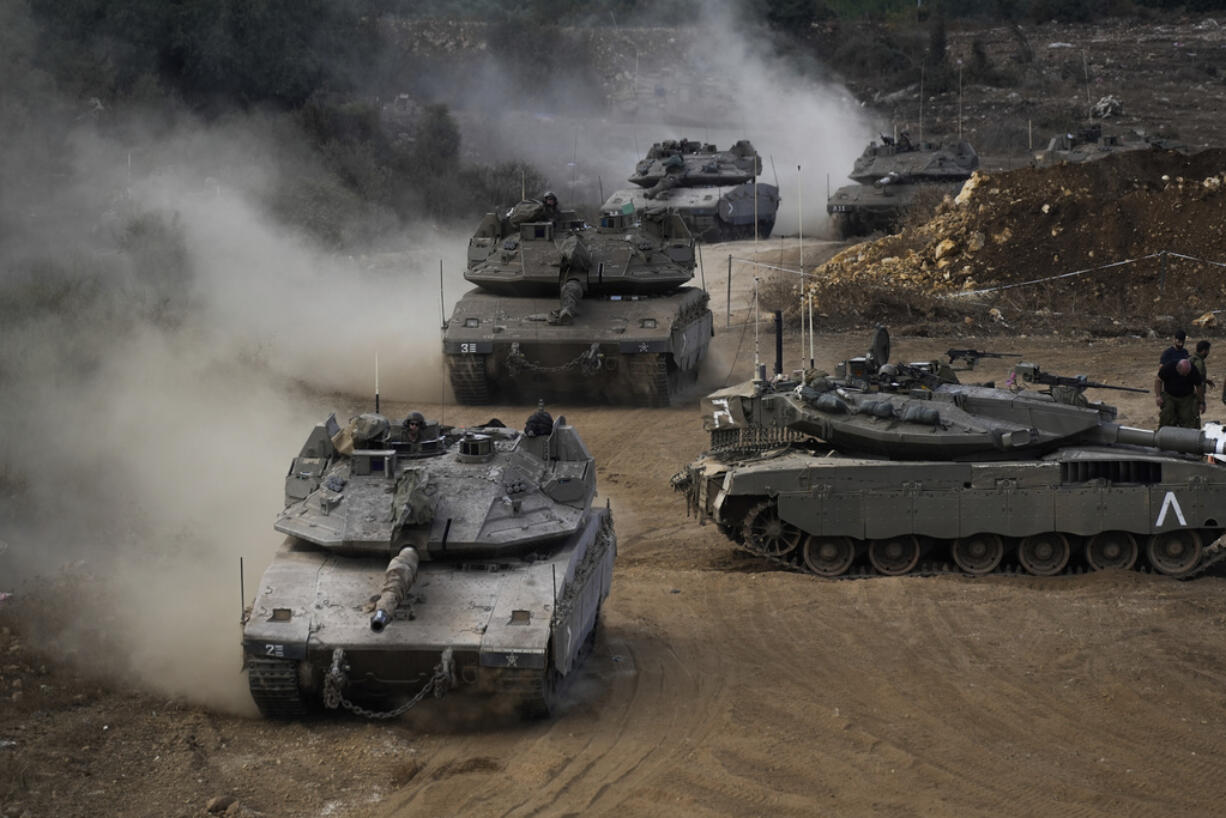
xmin=247 ymin=657 xmax=310 ymax=719
xmin=1085 ymin=531 xmax=1139 ymax=571
xmin=1146 ymin=530 xmax=1203 ymax=578
xmin=801 ymin=535 xmax=855 ymax=577
xmin=741 ymin=500 xmax=803 ymax=557
xmin=952 ymin=533 xmax=1004 ymax=576
xmin=1018 ymin=533 xmax=1071 ymax=576
xmin=447 ymin=354 xmax=491 ymax=405
xmin=868 ymin=535 xmax=921 ymax=576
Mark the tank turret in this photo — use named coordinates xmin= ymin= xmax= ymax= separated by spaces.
xmin=243 ymin=408 xmax=616 ymax=719
xmin=827 ymin=137 xmax=979 ymax=237
xmin=601 ymin=138 xmax=780 ymax=241
xmin=444 ymin=194 xmax=714 ymax=406
xmin=677 ymin=327 xmax=1226 ymax=579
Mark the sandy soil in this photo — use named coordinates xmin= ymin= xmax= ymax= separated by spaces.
xmin=5 ymin=271 xmax=1226 ymax=817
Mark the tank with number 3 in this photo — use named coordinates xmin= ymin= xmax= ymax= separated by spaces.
xmin=443 ymin=197 xmax=713 ymax=407
xmin=675 ymin=327 xmax=1226 ymax=579
xmin=242 ymin=405 xmax=615 ymax=719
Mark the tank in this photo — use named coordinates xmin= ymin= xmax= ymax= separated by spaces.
xmin=241 ymin=406 xmax=616 ymax=719
xmin=443 ymin=200 xmax=714 ymax=407
xmin=826 ymin=135 xmax=979 ymax=237
xmin=1032 ymin=124 xmax=1184 ymax=166
xmin=674 ymin=327 xmax=1226 ymax=579
xmin=601 ymin=138 xmax=781 ymax=241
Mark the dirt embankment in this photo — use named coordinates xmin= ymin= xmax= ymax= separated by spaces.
xmin=809 ymin=148 xmax=1226 ymax=334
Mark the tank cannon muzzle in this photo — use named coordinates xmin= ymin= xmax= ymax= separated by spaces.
xmin=369 ymin=547 xmax=420 ymax=633
xmin=1103 ymin=424 xmax=1226 ymax=456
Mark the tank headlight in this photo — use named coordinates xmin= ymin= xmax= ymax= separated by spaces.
xmin=640 ymin=318 xmax=658 ymax=329
xmin=464 ymin=317 xmax=480 ymax=328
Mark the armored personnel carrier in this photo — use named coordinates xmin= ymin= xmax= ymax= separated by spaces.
xmin=444 ymin=199 xmax=713 ymax=407
xmin=242 ymin=406 xmax=615 ymax=719
xmin=675 ymin=328 xmax=1226 ymax=579
xmin=601 ymin=138 xmax=780 ymax=241
xmin=826 ymin=135 xmax=978 ymax=238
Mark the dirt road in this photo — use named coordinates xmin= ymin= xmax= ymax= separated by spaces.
xmin=6 ymin=315 xmax=1226 ymax=817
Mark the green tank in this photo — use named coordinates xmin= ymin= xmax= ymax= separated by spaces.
xmin=601 ymin=138 xmax=780 ymax=241
xmin=675 ymin=328 xmax=1226 ymax=579
xmin=1032 ymin=124 xmax=1184 ymax=166
xmin=826 ymin=136 xmax=978 ymax=237
xmin=242 ymin=407 xmax=615 ymax=719
xmin=444 ymin=200 xmax=713 ymax=407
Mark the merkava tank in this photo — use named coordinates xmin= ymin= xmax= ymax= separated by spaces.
xmin=1032 ymin=124 xmax=1184 ymax=167
xmin=600 ymin=138 xmax=781 ymax=241
xmin=675 ymin=328 xmax=1226 ymax=579
xmin=443 ymin=197 xmax=713 ymax=407
xmin=826 ymin=135 xmax=979 ymax=238
xmin=242 ymin=405 xmax=616 ymax=719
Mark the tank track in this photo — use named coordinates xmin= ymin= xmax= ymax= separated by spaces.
xmin=247 ymin=657 xmax=309 ymax=718
xmin=726 ymin=501 xmax=1226 ymax=582
xmin=628 ymin=354 xmax=671 ymax=408
xmin=447 ymin=353 xmax=492 ymax=405
xmin=496 ymin=665 xmax=558 ymax=719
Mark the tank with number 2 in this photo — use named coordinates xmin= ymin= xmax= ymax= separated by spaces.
xmin=242 ymin=404 xmax=615 ymax=719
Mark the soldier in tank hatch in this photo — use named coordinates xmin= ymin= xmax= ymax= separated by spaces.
xmin=404 ymin=411 xmax=425 ymax=443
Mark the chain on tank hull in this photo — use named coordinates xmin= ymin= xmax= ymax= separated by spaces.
xmin=682 ymin=448 xmax=1226 ymax=579
xmin=444 ymin=287 xmax=713 ymax=407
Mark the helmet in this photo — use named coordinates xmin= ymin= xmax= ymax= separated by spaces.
xmin=404 ymin=411 xmax=426 ymax=427
xmin=542 ymin=191 xmax=558 ymax=206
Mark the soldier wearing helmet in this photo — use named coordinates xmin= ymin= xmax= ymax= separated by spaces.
xmin=541 ymin=191 xmax=559 ymax=220
xmin=403 ymin=411 xmax=426 ymax=443
xmin=1155 ymin=355 xmax=1203 ymax=429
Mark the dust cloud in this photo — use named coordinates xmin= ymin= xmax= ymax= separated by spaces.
xmin=0 ymin=110 xmax=468 ymax=712
xmin=444 ymin=2 xmax=873 ymax=237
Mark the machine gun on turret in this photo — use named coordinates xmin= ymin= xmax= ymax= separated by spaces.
xmin=1011 ymin=363 xmax=1147 ymax=407
xmin=946 ymin=348 xmax=1021 ymax=370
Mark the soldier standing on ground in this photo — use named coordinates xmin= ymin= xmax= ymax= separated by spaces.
xmin=1155 ymin=357 xmax=1203 ymax=429
xmin=1191 ymin=340 xmax=1213 ymax=422
xmin=1159 ymin=328 xmax=1189 ymax=366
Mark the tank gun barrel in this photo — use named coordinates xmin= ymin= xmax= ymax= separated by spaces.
xmin=1099 ymin=424 xmax=1226 ymax=456
xmin=370 ymin=547 xmax=420 ymax=633
xmin=1013 ymin=363 xmax=1147 ymax=393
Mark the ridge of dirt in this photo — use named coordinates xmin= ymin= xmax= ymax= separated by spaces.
xmin=810 ymin=147 xmax=1226 ymax=334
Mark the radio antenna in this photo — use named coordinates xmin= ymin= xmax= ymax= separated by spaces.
xmin=374 ymin=351 xmax=380 ymax=415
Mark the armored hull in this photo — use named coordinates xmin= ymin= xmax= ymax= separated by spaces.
xmin=676 ymin=329 xmax=1226 ymax=579
xmin=685 ymin=444 xmax=1226 ymax=579
xmin=444 ymin=286 xmax=712 ymax=407
xmin=601 ymin=183 xmax=780 ymax=242
xmin=243 ymin=411 xmax=615 ymax=718
xmin=826 ymin=179 xmax=964 ymax=237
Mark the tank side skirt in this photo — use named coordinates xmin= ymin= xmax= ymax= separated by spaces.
xmin=725 ymin=470 xmax=1226 ymax=578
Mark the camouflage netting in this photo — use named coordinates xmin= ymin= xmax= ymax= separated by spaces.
xmin=810 ymin=148 xmax=1226 ymax=335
